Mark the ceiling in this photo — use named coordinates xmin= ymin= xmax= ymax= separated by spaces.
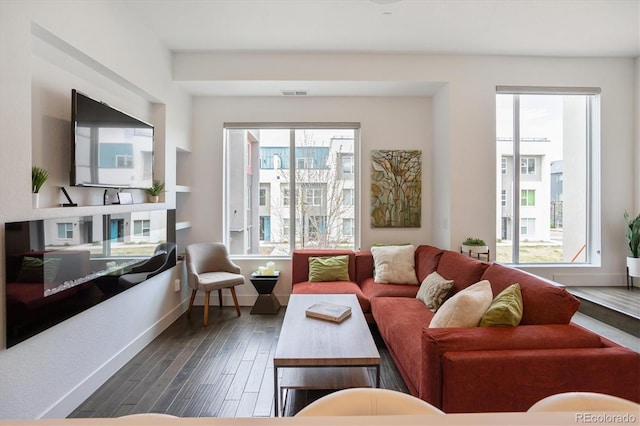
xmin=123 ymin=0 xmax=640 ymax=96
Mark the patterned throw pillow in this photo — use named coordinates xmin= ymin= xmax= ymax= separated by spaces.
xmin=416 ymin=271 xmax=455 ymax=312
xmin=308 ymin=255 xmax=350 ymax=282
xmin=479 ymin=283 xmax=523 ymax=327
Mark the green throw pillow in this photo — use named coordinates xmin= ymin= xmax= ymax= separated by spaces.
xmin=308 ymin=255 xmax=350 ymax=282
xmin=479 ymin=283 xmax=523 ymax=327
xmin=16 ymin=256 xmax=61 ymax=283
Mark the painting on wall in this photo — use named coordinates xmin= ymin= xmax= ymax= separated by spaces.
xmin=371 ymin=150 xmax=422 ymax=228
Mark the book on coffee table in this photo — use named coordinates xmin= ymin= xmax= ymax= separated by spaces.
xmin=305 ymin=302 xmax=352 ymax=323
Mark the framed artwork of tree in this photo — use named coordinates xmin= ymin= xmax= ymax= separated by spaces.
xmin=370 ymin=150 xmax=422 ymax=228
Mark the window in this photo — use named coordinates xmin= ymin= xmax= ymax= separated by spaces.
xmin=297 ymin=158 xmax=314 ymax=169
xmin=342 ymin=155 xmax=354 ymax=174
xmin=343 ymin=188 xmax=354 ymax=206
xmin=304 ymin=187 xmax=323 ymax=206
xmin=57 ymin=223 xmax=73 ymax=239
xmin=520 ymin=157 xmax=536 ymax=175
xmin=225 ymin=125 xmax=359 ymax=255
xmin=496 ymin=87 xmax=600 ymax=264
xmin=520 ymin=189 xmax=536 ymax=206
xmin=259 ymin=188 xmax=267 ymax=206
xmin=133 ymin=219 xmax=150 ymax=237
xmin=342 ymin=218 xmax=354 ymax=237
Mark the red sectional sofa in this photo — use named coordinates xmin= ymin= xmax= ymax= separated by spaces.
xmin=290 ymin=245 xmax=640 ymax=413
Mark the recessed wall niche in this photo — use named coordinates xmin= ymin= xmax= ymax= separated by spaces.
xmin=4 ymin=209 xmax=176 ymax=348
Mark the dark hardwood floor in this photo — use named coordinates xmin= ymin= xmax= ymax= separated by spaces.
xmin=69 ymin=287 xmax=639 ymax=419
xmin=69 ymin=306 xmax=408 ymax=419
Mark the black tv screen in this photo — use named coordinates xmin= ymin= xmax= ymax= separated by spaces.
xmin=71 ymin=89 xmax=154 ymax=189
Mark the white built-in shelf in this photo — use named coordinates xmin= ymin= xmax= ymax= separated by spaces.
xmin=32 ymin=202 xmax=167 ymax=220
xmin=176 ymin=221 xmax=192 ymax=231
xmin=175 ymin=185 xmax=191 ymax=193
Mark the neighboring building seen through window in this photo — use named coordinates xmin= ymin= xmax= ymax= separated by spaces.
xmin=225 ymin=126 xmax=358 ymax=256
xmin=496 ymin=88 xmax=600 ymax=264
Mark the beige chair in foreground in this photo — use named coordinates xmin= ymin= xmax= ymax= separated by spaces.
xmin=294 ymin=388 xmax=445 ymax=417
xmin=185 ymin=242 xmax=244 ymax=326
xmin=528 ymin=392 xmax=640 ymax=412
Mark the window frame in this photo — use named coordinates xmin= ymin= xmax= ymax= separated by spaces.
xmin=496 ymin=86 xmax=601 ymax=266
xmin=223 ymin=123 xmax=360 ymax=256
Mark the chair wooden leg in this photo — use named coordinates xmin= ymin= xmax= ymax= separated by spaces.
xmin=230 ymin=286 xmax=241 ymax=316
xmin=218 ymin=289 xmax=223 ymax=307
xmin=187 ymin=289 xmax=197 ymax=318
xmin=204 ymin=291 xmax=210 ymax=327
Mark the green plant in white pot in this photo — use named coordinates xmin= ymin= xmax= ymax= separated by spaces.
xmin=31 ymin=166 xmax=49 ymax=208
xmin=461 ymin=237 xmax=488 ymax=255
xmin=145 ymin=179 xmax=165 ymax=203
xmin=624 ymin=211 xmax=640 ymax=278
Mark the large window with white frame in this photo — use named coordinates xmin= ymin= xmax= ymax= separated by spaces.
xmin=225 ymin=125 xmax=359 ymax=256
xmin=496 ymin=87 xmax=600 ymax=264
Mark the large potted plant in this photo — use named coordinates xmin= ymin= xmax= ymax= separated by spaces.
xmin=145 ymin=179 xmax=165 ymax=203
xmin=31 ymin=166 xmax=49 ymax=208
xmin=461 ymin=237 xmax=488 ymax=255
xmin=625 ymin=211 xmax=640 ymax=278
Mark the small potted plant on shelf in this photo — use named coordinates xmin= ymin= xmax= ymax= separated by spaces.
xmin=31 ymin=166 xmax=49 ymax=208
xmin=461 ymin=237 xmax=488 ymax=255
xmin=145 ymin=179 xmax=165 ymax=203
xmin=625 ymin=211 xmax=640 ymax=278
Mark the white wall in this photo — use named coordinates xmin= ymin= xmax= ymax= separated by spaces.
xmin=178 ymin=52 xmax=637 ymax=287
xmin=0 ymin=1 xmax=191 ymax=419
xmin=189 ymin=96 xmax=431 ymax=305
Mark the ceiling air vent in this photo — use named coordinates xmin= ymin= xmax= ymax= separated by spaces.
xmin=281 ymin=90 xmax=308 ymax=96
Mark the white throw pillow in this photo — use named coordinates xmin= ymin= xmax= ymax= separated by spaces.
xmin=429 ymin=280 xmax=493 ymax=328
xmin=371 ymin=244 xmax=418 ymax=284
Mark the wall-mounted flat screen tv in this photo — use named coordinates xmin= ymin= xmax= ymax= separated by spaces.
xmin=71 ymin=89 xmax=154 ymax=189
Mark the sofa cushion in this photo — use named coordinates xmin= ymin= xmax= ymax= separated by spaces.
xmin=481 ymin=263 xmax=580 ymax=325
xmin=371 ymin=297 xmax=436 ymax=395
xmin=292 ymin=281 xmax=370 ymax=313
xmin=430 ymin=280 xmax=493 ymax=328
xmin=436 ymin=251 xmax=490 ymax=292
xmin=308 ymin=255 xmax=350 ymax=282
xmin=416 ymin=271 xmax=454 ymax=312
xmin=414 ymin=245 xmax=445 ymax=282
xmin=479 ymin=283 xmax=523 ymax=327
xmin=360 ymin=277 xmax=420 ymax=300
xmin=371 ymin=244 xmax=419 ymax=284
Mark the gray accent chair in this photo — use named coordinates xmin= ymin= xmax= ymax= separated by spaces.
xmin=185 ymin=242 xmax=244 ymax=326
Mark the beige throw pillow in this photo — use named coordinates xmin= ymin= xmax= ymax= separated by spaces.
xmin=416 ymin=271 xmax=455 ymax=312
xmin=429 ymin=280 xmax=493 ymax=328
xmin=371 ymin=244 xmax=418 ymax=284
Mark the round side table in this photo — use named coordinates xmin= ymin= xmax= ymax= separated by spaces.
xmin=249 ymin=271 xmax=281 ymax=314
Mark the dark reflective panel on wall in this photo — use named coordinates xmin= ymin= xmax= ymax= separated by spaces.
xmin=4 ymin=210 xmax=175 ymax=348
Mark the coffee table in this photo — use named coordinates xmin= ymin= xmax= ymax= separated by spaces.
xmin=273 ymin=294 xmax=380 ymax=416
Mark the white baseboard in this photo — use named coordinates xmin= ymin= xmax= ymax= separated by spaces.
xmin=42 ymin=298 xmax=190 ymax=419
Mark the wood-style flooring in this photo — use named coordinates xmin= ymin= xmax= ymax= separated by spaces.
xmin=69 ymin=286 xmax=640 ymax=419
xmin=68 ymin=306 xmax=407 ymax=419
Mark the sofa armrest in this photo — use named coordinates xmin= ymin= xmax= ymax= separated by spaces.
xmin=441 ymin=347 xmax=640 ymax=413
xmin=420 ymin=324 xmax=604 ymax=408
